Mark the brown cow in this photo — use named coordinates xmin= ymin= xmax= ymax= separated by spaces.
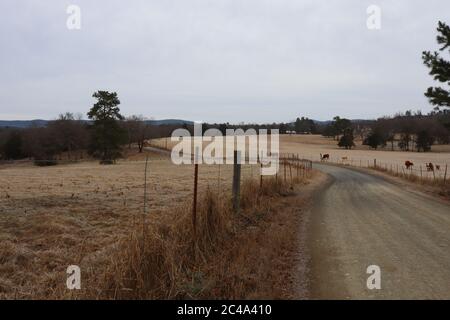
xmin=320 ymin=153 xmax=330 ymax=161
xmin=405 ymin=161 xmax=414 ymax=169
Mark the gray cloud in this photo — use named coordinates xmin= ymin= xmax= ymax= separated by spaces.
xmin=0 ymin=0 xmax=449 ymax=122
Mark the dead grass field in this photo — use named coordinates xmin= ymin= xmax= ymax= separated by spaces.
xmin=1 ymin=133 xmax=448 ymax=299
xmin=279 ymin=135 xmax=450 ymax=182
xmin=280 ymin=134 xmax=449 ymax=162
xmin=0 ymin=148 xmax=309 ymax=299
xmin=151 ymin=134 xmax=450 ymax=178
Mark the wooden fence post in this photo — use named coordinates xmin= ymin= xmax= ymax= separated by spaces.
xmin=217 ymin=164 xmax=221 ymax=194
xmin=444 ymin=164 xmax=448 ymax=184
xmin=232 ymin=151 xmax=241 ymax=213
xmin=143 ymin=155 xmax=149 ymax=214
xmin=192 ymin=147 xmax=200 ymax=239
xmin=289 ymin=161 xmax=293 ymax=185
xmin=260 ymin=162 xmax=263 ymax=189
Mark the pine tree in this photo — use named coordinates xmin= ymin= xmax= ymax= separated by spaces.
xmin=338 ymin=128 xmax=355 ymax=150
xmin=87 ymin=91 xmax=126 ymax=163
xmin=422 ymin=21 xmax=450 ymax=109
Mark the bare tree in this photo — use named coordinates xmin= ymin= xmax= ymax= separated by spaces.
xmin=123 ymin=115 xmax=148 ymax=153
xmin=49 ymin=112 xmax=89 ymax=160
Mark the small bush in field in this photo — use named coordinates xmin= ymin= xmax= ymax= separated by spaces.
xmin=34 ymin=159 xmax=58 ymax=166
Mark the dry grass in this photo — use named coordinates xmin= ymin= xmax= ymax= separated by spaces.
xmin=0 ymin=147 xmax=313 ymax=299
xmin=150 ymin=134 xmax=450 ymax=180
xmin=280 ymin=135 xmax=450 ymax=174
xmin=52 ymin=171 xmax=310 ymax=299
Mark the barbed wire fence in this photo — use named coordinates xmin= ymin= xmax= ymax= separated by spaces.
xmin=1 ymin=143 xmax=313 ymax=228
xmin=314 ymin=155 xmax=448 ymax=184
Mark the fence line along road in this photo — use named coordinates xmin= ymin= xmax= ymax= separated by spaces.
xmin=315 ymin=156 xmax=448 ymax=183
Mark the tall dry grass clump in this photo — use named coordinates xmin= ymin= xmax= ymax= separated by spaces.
xmin=68 ymin=173 xmax=308 ymax=299
xmin=82 ymin=188 xmax=229 ymax=299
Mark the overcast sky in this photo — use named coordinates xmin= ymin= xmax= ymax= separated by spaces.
xmin=1 ymin=1 xmax=449 ymax=123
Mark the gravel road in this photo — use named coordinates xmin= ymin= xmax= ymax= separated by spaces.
xmin=310 ymin=164 xmax=450 ymax=299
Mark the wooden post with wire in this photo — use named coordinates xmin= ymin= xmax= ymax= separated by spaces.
xmin=142 ymin=154 xmax=150 ymax=244
xmin=217 ymin=164 xmax=221 ymax=193
xmin=275 ymin=157 xmax=278 ymax=183
xmin=143 ymin=154 xmax=149 ymax=214
xmin=444 ymin=164 xmax=448 ymax=184
xmin=232 ymin=151 xmax=241 ymax=214
xmin=289 ymin=161 xmax=293 ymax=185
xmin=260 ymin=162 xmax=263 ymax=189
xmin=192 ymin=147 xmax=200 ymax=240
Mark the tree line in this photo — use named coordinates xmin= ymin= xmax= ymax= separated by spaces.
xmin=319 ymin=110 xmax=450 ymax=151
xmin=0 ymin=91 xmax=181 ymax=164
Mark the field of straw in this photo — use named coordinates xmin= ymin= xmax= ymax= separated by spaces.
xmin=280 ymin=135 xmax=449 ymax=176
xmin=3 ymin=133 xmax=447 ymax=299
xmin=151 ymin=134 xmax=450 ymax=179
xmin=0 ymin=148 xmax=313 ymax=299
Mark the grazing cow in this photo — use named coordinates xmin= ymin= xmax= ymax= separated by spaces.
xmin=436 ymin=165 xmax=441 ymax=171
xmin=405 ymin=161 xmax=414 ymax=169
xmin=320 ymin=153 xmax=330 ymax=161
xmin=426 ymin=163 xmax=435 ymax=172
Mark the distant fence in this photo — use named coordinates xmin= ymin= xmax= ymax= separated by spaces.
xmin=1 ymin=147 xmax=313 ymax=237
xmin=318 ymin=156 xmax=448 ymax=184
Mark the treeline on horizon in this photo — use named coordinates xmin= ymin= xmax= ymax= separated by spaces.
xmin=0 ymin=108 xmax=449 ymax=163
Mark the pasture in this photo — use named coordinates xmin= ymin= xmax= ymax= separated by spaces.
xmin=1 ymin=148 xmax=308 ymax=298
xmin=0 ymin=151 xmax=267 ymax=298
xmin=279 ymin=135 xmax=449 ymax=180
xmin=1 ymin=133 xmax=448 ymax=298
xmin=151 ymin=134 xmax=450 ymax=179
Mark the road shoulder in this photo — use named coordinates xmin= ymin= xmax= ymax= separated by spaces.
xmin=283 ymin=170 xmax=331 ymax=299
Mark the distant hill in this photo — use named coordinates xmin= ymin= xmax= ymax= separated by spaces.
xmin=144 ymin=119 xmax=194 ymax=126
xmin=0 ymin=120 xmax=49 ymax=128
xmin=312 ymin=120 xmax=332 ymax=125
xmin=0 ymin=118 xmax=367 ymax=129
xmin=0 ymin=119 xmax=194 ymax=128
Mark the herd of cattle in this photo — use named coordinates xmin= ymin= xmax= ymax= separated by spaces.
xmin=319 ymin=153 xmax=441 ymax=172
xmin=404 ymin=161 xmax=440 ymax=172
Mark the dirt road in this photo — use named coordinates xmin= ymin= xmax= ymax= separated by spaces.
xmin=309 ymin=164 xmax=450 ymax=299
